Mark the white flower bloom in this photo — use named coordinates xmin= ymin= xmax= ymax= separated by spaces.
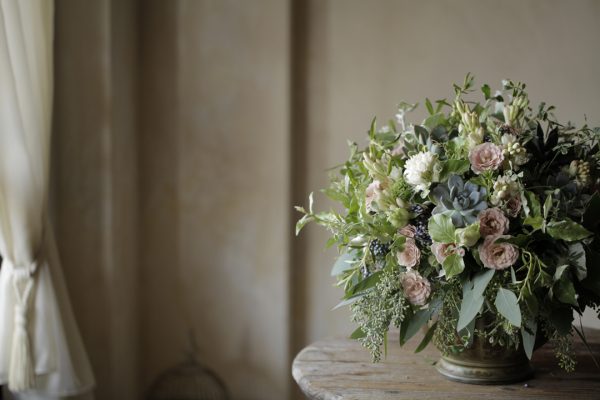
xmin=501 ymin=134 xmax=529 ymax=169
xmin=403 ymin=151 xmax=437 ymax=193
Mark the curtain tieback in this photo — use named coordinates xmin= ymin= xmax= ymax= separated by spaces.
xmin=4 ymin=258 xmax=38 ymax=391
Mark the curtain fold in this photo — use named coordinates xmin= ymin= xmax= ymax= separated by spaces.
xmin=0 ymin=0 xmax=94 ymax=397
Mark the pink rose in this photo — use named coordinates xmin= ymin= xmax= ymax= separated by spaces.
xmin=479 ymin=235 xmax=519 ymax=270
xmin=365 ymin=180 xmax=383 ymax=211
xmin=398 ymin=224 xmax=416 ymax=238
xmin=396 ymin=238 xmax=421 ymax=268
xmin=431 ymin=242 xmax=465 ymax=265
xmin=505 ymin=196 xmax=522 ymax=218
xmin=478 ymin=207 xmax=509 ymax=237
xmin=469 ymin=143 xmax=504 ymax=174
xmin=401 ymin=270 xmax=431 ymax=306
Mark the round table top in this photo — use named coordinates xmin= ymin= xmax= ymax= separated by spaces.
xmin=292 ymin=328 xmax=600 ymax=400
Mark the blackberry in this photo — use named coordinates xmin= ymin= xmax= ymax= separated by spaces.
xmin=409 ymin=204 xmax=426 ymax=215
xmin=369 ymin=239 xmax=390 ymax=259
xmin=413 ymin=216 xmax=432 ymax=246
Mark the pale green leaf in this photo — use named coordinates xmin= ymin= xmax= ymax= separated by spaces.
xmin=442 ymin=253 xmax=465 ymax=278
xmin=521 ymin=318 xmax=537 ymax=360
xmin=428 ymin=213 xmax=456 ymax=244
xmin=495 ymin=288 xmax=522 ymax=327
xmin=547 ymin=219 xmax=592 ymax=242
xmin=415 ymin=321 xmax=438 ymax=353
xmin=331 ymin=252 xmax=356 ymax=277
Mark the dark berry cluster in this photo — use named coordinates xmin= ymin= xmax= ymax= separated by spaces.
xmin=408 ymin=204 xmax=426 ymax=215
xmin=410 ymin=204 xmax=432 ymax=246
xmin=369 ymin=239 xmax=390 ymax=259
xmin=413 ymin=216 xmax=432 ymax=246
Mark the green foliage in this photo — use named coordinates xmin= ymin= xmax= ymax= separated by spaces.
xmin=295 ymin=74 xmax=600 ymax=369
xmin=428 ymin=213 xmax=456 ymax=244
xmin=457 ymin=270 xmax=495 ymax=331
xmin=494 ymin=288 xmax=521 ymax=327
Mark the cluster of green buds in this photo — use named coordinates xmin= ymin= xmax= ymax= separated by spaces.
xmin=455 ymin=100 xmax=484 ymax=147
xmin=503 ymin=95 xmax=529 ymax=126
xmin=569 ymin=160 xmax=591 ymax=186
xmin=500 ymin=133 xmax=529 ymax=169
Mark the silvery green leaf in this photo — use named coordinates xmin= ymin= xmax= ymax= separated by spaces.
xmin=457 ymin=270 xmax=495 ymax=332
xmin=521 ymin=318 xmax=537 ymax=360
xmin=400 ymin=296 xmax=443 ymax=345
xmin=457 ymin=288 xmax=484 ymax=332
xmin=331 ymin=252 xmax=356 ymax=276
xmin=495 ymin=288 xmax=521 ymax=327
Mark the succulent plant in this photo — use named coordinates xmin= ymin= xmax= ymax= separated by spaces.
xmin=431 ymin=175 xmax=488 ymax=227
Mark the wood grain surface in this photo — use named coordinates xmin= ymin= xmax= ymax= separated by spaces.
xmin=292 ymin=328 xmax=600 ymax=399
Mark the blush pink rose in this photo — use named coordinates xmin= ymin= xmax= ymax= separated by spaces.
xmin=469 ymin=143 xmax=504 ymax=174
xmin=478 ymin=207 xmax=509 ymax=237
xmin=431 ymin=242 xmax=466 ymax=265
xmin=398 ymin=224 xmax=416 ymax=238
xmin=401 ymin=270 xmax=431 ymax=306
xmin=505 ymin=196 xmax=522 ymax=218
xmin=396 ymin=238 xmax=421 ymax=268
xmin=479 ymin=235 xmax=519 ymax=270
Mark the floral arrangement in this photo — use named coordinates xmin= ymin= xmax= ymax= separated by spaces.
xmin=296 ymin=75 xmax=600 ymax=370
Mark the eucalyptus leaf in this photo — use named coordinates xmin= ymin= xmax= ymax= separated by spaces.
xmin=400 ymin=296 xmax=442 ymax=345
xmin=457 ymin=270 xmax=495 ymax=331
xmin=521 ymin=318 xmax=537 ymax=360
xmin=331 ymin=252 xmax=357 ymax=276
xmin=415 ymin=321 xmax=438 ymax=353
xmin=333 ymin=292 xmax=365 ymax=310
xmin=345 ymin=271 xmax=381 ymax=297
xmin=495 ymin=288 xmax=522 ymax=327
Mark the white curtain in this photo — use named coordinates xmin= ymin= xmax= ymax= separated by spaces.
xmin=0 ymin=0 xmax=94 ymax=398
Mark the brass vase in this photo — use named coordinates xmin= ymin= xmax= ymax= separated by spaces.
xmin=435 ymin=319 xmax=534 ymax=384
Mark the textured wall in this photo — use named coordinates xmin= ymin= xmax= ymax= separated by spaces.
xmin=301 ymin=0 xmax=600 ymax=346
xmin=50 ymin=1 xmax=600 ymax=399
xmin=138 ymin=1 xmax=291 ymax=399
xmin=52 ymin=0 xmax=140 ymax=398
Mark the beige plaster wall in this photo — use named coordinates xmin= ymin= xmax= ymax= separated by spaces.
xmin=302 ymin=0 xmax=600 ymax=344
xmin=138 ymin=1 xmax=291 ymax=399
xmin=49 ymin=1 xmax=600 ymax=399
xmin=52 ymin=0 xmax=140 ymax=398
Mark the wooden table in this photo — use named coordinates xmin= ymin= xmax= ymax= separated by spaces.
xmin=293 ymin=329 xmax=600 ymax=399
